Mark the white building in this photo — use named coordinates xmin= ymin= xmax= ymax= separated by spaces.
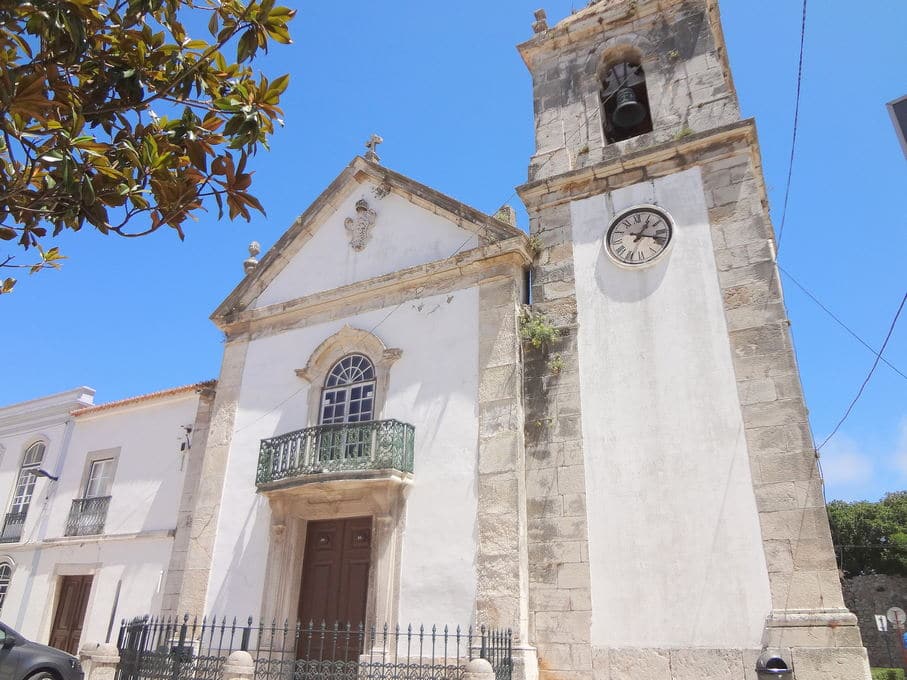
xmin=0 ymin=2 xmax=874 ymax=679
xmin=0 ymin=383 xmax=213 ymax=654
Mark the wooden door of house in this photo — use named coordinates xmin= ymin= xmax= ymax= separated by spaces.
xmin=297 ymin=517 xmax=372 ymax=661
xmin=49 ymin=575 xmax=93 ymax=655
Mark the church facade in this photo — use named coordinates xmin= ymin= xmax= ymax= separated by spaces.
xmin=0 ymin=1 xmax=871 ymax=679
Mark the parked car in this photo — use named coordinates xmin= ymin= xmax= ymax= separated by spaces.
xmin=0 ymin=623 xmax=83 ymax=680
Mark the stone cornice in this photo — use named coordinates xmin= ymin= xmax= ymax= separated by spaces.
xmin=517 ymin=119 xmax=768 ymax=211
xmin=517 ymin=0 xmax=712 ymax=66
xmin=0 ymin=528 xmax=177 ymax=550
xmin=216 ymin=236 xmax=532 ymax=338
xmin=0 ymin=387 xmax=95 ymax=436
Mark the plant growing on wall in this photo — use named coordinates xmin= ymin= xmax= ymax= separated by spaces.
xmin=547 ymin=353 xmax=565 ymax=374
xmin=519 ymin=308 xmax=559 ymax=350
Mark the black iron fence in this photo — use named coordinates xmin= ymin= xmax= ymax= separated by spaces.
xmin=65 ymin=496 xmax=111 ymax=536
xmin=115 ymin=617 xmax=512 ymax=680
xmin=0 ymin=510 xmax=26 ymax=543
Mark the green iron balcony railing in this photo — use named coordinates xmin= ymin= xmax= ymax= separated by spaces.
xmin=257 ymin=419 xmax=415 ymax=487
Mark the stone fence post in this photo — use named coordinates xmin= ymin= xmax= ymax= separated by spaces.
xmin=221 ymin=650 xmax=255 ymax=680
xmin=464 ymin=658 xmax=495 ymax=680
xmin=79 ymin=642 xmax=120 ymax=680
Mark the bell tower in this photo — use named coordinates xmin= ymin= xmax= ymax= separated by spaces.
xmin=516 ymin=2 xmax=871 ymax=680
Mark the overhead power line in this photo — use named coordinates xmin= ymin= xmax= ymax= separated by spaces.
xmin=775 ymin=0 xmax=808 ymax=254
xmin=778 ymin=264 xmax=907 ymax=382
xmin=817 ymin=289 xmax=907 ymax=451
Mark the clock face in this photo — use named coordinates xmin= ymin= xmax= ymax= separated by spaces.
xmin=605 ymin=206 xmax=673 ymax=266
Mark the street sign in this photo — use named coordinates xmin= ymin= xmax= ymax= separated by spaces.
xmin=887 ymin=607 xmax=907 ymax=627
xmin=877 ymin=615 xmax=890 ymax=632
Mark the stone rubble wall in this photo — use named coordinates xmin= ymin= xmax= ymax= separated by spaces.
xmin=843 ymin=574 xmax=907 ymax=670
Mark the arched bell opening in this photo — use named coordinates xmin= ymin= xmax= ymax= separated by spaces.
xmin=600 ymin=58 xmax=653 ymax=143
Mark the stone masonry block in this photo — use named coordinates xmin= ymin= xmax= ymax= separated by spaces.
xmin=724 ymin=301 xmax=787 ymax=333
xmin=478 ymin=514 xmax=519 ymax=555
xmin=732 ymin=351 xmax=799 ymax=381
xmin=563 ymin=493 xmax=586 ymax=517
xmin=479 ymin=364 xmax=520 ymax=402
xmin=754 ymin=480 xmax=823 ymax=513
xmin=760 ymin=506 xmax=834 ymax=542
xmin=730 ymin=325 xmax=793 ymax=359
xmin=529 ymin=516 xmax=589 ymax=543
xmin=526 ymin=468 xmax=558 ymax=499
xmin=557 ymin=465 xmax=587 ymax=495
xmin=527 ymin=495 xmax=564 ymax=518
xmin=478 ymin=472 xmax=518 ymax=510
xmin=557 ymin=562 xmax=591 ymax=589
xmin=789 ymin=646 xmax=871 ymax=680
xmin=530 ymin=560 xmax=558 ymax=585
xmin=757 ymin=451 xmax=820 ymax=485
xmin=479 ymin=400 xmax=521 ymax=439
xmin=736 ymin=377 xmax=777 ymax=405
xmin=769 ymin=569 xmax=845 ymax=610
xmin=569 ymin=588 xmax=591 ymax=611
xmin=742 ymin=399 xmax=809 ymax=428
xmin=530 ymin=541 xmax=583 ymax=565
xmin=534 ymin=611 xmax=591 ymax=640
xmin=479 ymin=431 xmax=521 ymax=474
xmin=537 ymin=643 xmax=574 ymax=671
xmin=608 ymin=648 xmax=670 ymax=680
xmin=531 ymin=586 xmax=572 ymax=613
xmin=669 ymin=648 xmax=745 ymax=680
xmin=763 ymin=539 xmax=794 ymax=573
xmin=790 ymin=538 xmax=840 ymax=572
xmin=744 ymin=422 xmax=813 ymax=457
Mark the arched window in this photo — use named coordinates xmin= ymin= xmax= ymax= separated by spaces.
xmin=601 ymin=60 xmax=653 ymax=143
xmin=11 ymin=441 xmax=44 ymax=515
xmin=320 ymin=355 xmax=376 ymax=425
xmin=0 ymin=563 xmax=11 ymax=613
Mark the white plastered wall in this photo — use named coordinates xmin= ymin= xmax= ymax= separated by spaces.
xmin=50 ymin=395 xmax=198 ymax=536
xmin=252 ymin=182 xmax=479 ymax=309
xmin=6 ymin=539 xmax=172 ymax=643
xmin=206 ymin=291 xmax=481 ymax=628
xmin=1 ymin=394 xmax=198 ymax=643
xmin=569 ymin=167 xmax=772 ymax=648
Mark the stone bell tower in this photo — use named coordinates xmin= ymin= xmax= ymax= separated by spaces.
xmin=515 ymin=1 xmax=871 ymax=679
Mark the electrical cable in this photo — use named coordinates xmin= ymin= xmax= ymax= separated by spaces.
xmin=778 ymin=264 xmax=907 ymax=382
xmin=775 ymin=0 xmax=808 ymax=253
xmin=817 ymin=289 xmax=907 ymax=451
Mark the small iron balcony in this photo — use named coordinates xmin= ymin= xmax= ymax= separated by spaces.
xmin=257 ymin=419 xmax=415 ymax=488
xmin=0 ymin=511 xmax=26 ymax=543
xmin=65 ymin=496 xmax=111 ymax=536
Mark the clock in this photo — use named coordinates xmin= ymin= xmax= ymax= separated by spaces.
xmin=604 ymin=205 xmax=673 ymax=266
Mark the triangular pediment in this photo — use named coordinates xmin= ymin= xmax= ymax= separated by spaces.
xmin=212 ymin=156 xmax=523 ymax=322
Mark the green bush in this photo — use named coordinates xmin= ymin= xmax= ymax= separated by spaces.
xmin=871 ymin=668 xmax=906 ymax=680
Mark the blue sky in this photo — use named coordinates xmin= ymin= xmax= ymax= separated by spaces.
xmin=1 ymin=1 xmax=905 ymax=503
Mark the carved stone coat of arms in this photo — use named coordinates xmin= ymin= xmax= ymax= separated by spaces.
xmin=345 ymin=199 xmax=377 ymax=251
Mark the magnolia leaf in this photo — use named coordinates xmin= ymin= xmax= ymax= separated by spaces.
xmin=0 ymin=0 xmax=295 ymax=293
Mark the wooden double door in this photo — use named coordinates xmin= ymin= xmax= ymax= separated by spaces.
xmin=49 ymin=575 xmax=92 ymax=655
xmin=297 ymin=517 xmax=372 ymax=661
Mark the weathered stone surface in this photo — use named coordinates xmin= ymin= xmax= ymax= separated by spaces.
xmin=669 ymin=648 xmax=744 ymax=680
xmin=789 ymin=647 xmax=871 ymax=680
xmin=843 ymin=574 xmax=907 ymax=668
xmin=608 ymin=648 xmax=670 ymax=680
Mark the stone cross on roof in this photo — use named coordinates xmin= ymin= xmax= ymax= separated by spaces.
xmin=364 ymin=134 xmax=383 ymax=163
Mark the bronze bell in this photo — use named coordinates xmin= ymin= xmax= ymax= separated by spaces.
xmin=612 ymin=86 xmax=647 ymax=128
